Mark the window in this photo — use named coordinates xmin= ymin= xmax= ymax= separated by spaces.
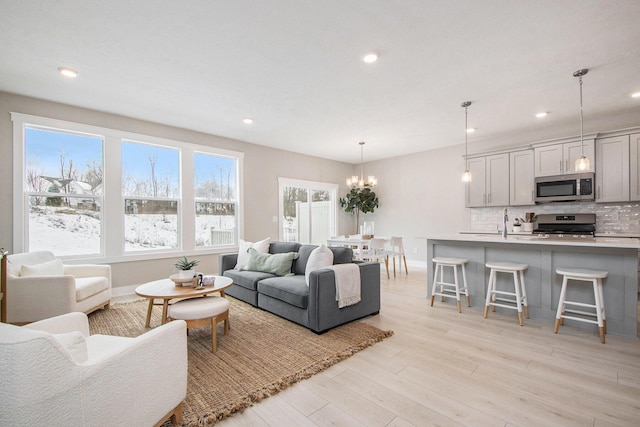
xmin=12 ymin=113 xmax=243 ymax=260
xmin=194 ymin=152 xmax=238 ymax=247
xmin=278 ymin=178 xmax=337 ymax=245
xmin=122 ymin=141 xmax=179 ymax=252
xmin=23 ymin=126 xmax=103 ymax=256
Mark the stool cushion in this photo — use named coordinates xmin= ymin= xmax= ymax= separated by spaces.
xmin=556 ymin=268 xmax=608 ymax=279
xmin=432 ymin=257 xmax=468 ymax=265
xmin=486 ymin=261 xmax=528 ymax=271
xmin=168 ymin=296 xmax=230 ymax=320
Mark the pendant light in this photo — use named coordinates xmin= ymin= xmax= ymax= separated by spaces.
xmin=574 ymin=69 xmax=590 ymax=172
xmin=346 ymin=141 xmax=377 ymax=188
xmin=461 ymin=101 xmax=472 ymax=182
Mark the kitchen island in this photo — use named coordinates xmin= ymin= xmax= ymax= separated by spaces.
xmin=425 ymin=234 xmax=639 ymax=337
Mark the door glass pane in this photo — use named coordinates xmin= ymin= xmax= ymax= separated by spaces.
xmin=310 ymin=189 xmax=332 ymax=245
xmin=282 ymin=186 xmax=308 ymax=242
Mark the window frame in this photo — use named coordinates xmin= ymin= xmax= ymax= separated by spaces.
xmin=12 ymin=112 xmax=244 ymax=263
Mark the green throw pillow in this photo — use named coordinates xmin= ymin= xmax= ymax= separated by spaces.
xmin=246 ymin=248 xmax=298 ymax=276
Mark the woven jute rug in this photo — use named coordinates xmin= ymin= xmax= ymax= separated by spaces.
xmin=88 ymin=297 xmax=393 ymax=426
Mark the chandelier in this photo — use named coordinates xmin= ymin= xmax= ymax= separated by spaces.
xmin=346 ymin=141 xmax=377 ymax=188
xmin=461 ymin=101 xmax=472 ymax=182
xmin=574 ymin=68 xmax=590 ymax=171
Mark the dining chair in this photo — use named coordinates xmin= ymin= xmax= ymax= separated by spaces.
xmin=387 ymin=236 xmax=408 ymax=277
xmin=361 ymin=238 xmax=390 ymax=279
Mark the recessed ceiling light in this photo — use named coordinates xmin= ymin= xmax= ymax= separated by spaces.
xmin=242 ymin=118 xmax=254 ymax=124
xmin=58 ymin=67 xmax=78 ymax=78
xmin=632 ymin=92 xmax=640 ymax=98
xmin=362 ymin=52 xmax=379 ymax=63
xmin=536 ymin=112 xmax=548 ymax=118
xmin=466 ymin=128 xmax=476 ymax=133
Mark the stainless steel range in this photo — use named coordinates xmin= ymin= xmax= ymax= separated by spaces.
xmin=533 ymin=213 xmax=596 ymax=240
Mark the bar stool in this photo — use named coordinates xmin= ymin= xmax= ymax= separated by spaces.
xmin=484 ymin=262 xmax=529 ymax=326
xmin=430 ymin=257 xmax=470 ymax=313
xmin=554 ymin=268 xmax=608 ymax=343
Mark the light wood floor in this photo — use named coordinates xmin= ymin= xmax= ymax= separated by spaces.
xmin=217 ymin=266 xmax=640 ymax=427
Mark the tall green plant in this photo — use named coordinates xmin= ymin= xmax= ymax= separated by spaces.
xmin=339 ymin=187 xmax=379 ymax=233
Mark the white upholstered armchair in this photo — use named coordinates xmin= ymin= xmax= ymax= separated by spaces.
xmin=0 ymin=312 xmax=188 ymax=426
xmin=5 ymin=251 xmax=111 ymax=324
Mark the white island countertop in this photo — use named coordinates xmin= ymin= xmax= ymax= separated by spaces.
xmin=420 ymin=233 xmax=640 ymax=249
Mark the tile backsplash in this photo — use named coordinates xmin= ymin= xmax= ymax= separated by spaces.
xmin=470 ymin=202 xmax=640 ymax=235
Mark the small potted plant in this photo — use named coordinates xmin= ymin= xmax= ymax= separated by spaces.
xmin=512 ymin=218 xmax=522 ymax=233
xmin=174 ymin=256 xmax=199 ymax=279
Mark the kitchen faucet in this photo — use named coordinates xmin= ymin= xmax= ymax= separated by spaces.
xmin=502 ymin=208 xmax=508 ymax=239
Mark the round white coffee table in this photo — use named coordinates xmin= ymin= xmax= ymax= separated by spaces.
xmin=135 ymin=275 xmax=233 ymax=327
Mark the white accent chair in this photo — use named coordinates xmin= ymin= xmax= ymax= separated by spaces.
xmin=0 ymin=312 xmax=188 ymax=426
xmin=6 ymin=251 xmax=111 ymax=324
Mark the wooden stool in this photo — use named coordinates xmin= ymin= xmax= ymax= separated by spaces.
xmin=430 ymin=257 xmax=470 ymax=313
xmin=168 ymin=296 xmax=230 ymax=352
xmin=484 ymin=262 xmax=529 ymax=326
xmin=555 ymin=268 xmax=608 ymax=343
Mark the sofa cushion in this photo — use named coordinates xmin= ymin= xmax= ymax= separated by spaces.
xmin=223 ymin=269 xmax=276 ymax=291
xmin=235 ymin=237 xmax=270 ymax=270
xmin=257 ymin=275 xmax=309 ymax=309
xmin=246 ymin=248 xmax=298 ymax=276
xmin=305 ymin=245 xmax=334 ymax=285
xmin=75 ymin=277 xmax=109 ymax=301
xmin=19 ymin=258 xmax=65 ymax=277
xmin=295 ymin=245 xmax=353 ymax=275
xmin=268 ymin=242 xmax=301 ymax=254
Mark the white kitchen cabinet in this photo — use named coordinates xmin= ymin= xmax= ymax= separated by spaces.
xmin=629 ymin=133 xmax=640 ymax=201
xmin=534 ymin=139 xmax=595 ymax=177
xmin=465 ymin=154 xmax=509 ymax=207
xmin=596 ymin=135 xmax=630 ymax=202
xmin=509 ymin=149 xmax=534 ymax=206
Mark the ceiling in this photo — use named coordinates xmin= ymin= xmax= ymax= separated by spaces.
xmin=1 ymin=0 xmax=639 ymax=164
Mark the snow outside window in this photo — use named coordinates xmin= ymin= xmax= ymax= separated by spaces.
xmin=122 ymin=141 xmax=179 ymax=252
xmin=194 ymin=152 xmax=238 ymax=247
xmin=24 ymin=126 xmax=103 ymax=256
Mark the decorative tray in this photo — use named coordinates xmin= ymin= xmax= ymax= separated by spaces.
xmin=169 ymin=274 xmax=195 ymax=285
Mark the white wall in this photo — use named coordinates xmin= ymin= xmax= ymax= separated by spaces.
xmin=0 ymin=92 xmax=357 ymax=290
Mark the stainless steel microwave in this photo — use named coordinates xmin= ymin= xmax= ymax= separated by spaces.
xmin=534 ymin=172 xmax=595 ymax=203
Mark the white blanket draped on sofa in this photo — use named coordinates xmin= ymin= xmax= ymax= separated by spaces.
xmin=327 ymin=264 xmax=361 ymax=308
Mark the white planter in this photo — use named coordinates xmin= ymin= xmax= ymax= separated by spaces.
xmin=177 ymin=269 xmax=195 ymax=279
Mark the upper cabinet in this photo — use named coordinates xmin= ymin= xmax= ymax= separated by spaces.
xmin=465 ymin=154 xmax=509 ymax=207
xmin=629 ymin=133 xmax=640 ymax=201
xmin=534 ymin=139 xmax=595 ymax=177
xmin=595 ymin=135 xmax=630 ymax=202
xmin=509 ymin=150 xmax=534 ymax=206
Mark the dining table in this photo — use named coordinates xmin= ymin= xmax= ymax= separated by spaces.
xmin=326 ymin=235 xmax=390 ymax=259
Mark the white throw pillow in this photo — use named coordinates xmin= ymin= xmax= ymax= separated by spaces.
xmin=19 ymin=258 xmax=65 ymax=277
xmin=305 ymin=244 xmax=334 ymax=285
xmin=53 ymin=331 xmax=89 ymax=363
xmin=235 ymin=237 xmax=271 ymax=270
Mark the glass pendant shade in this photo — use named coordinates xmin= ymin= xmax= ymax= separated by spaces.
xmin=461 ymin=169 xmax=472 ymax=182
xmin=575 ymin=155 xmax=590 ymax=172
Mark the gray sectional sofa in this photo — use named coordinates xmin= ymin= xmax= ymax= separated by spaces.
xmin=219 ymin=242 xmax=381 ymax=333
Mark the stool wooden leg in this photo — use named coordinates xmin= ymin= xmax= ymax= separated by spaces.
xmin=462 ymin=264 xmax=470 ymax=307
xmin=430 ymin=263 xmax=439 ymax=307
xmin=555 ymin=276 xmax=569 ymax=333
xmin=513 ymin=271 xmax=524 ymax=326
xmin=597 ymin=279 xmax=606 ymax=334
xmin=403 ymin=255 xmax=408 ymax=275
xmin=592 ymin=279 xmax=606 ymax=344
xmin=453 ymin=265 xmax=461 ymax=313
xmin=520 ymin=270 xmax=529 ymax=319
xmin=484 ymin=269 xmax=494 ymax=318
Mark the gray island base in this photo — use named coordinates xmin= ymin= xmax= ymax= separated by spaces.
xmin=426 ymin=234 xmax=639 ymax=338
